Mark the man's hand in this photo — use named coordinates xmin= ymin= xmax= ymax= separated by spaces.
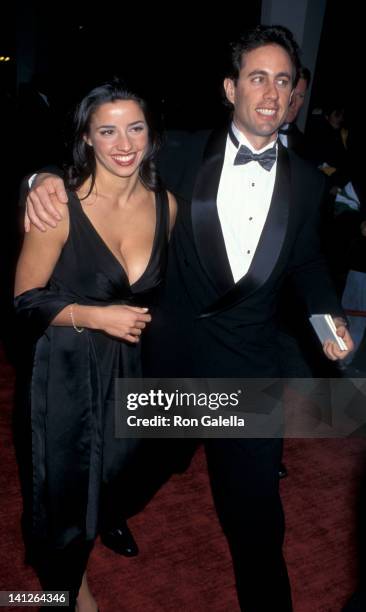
xmin=323 ymin=317 xmax=354 ymax=361
xmin=25 ymin=173 xmax=68 ymax=233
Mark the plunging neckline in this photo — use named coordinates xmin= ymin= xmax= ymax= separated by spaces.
xmin=72 ymin=192 xmax=158 ymax=289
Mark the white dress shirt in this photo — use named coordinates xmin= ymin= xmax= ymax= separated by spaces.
xmin=217 ymin=122 xmax=278 ymax=283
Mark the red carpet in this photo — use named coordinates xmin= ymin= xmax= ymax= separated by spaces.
xmin=1 ymin=343 xmax=365 ymax=611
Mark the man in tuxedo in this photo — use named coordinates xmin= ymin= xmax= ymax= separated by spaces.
xmin=278 ymin=66 xmax=311 ymax=158
xmin=144 ymin=26 xmax=353 ymax=611
xmin=25 ymin=25 xmax=353 ymax=612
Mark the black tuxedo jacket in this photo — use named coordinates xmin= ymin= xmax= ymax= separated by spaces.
xmin=144 ymin=128 xmax=344 ymax=378
xmin=285 ymin=123 xmax=312 ymax=160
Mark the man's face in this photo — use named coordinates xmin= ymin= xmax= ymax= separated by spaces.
xmin=286 ymin=77 xmax=308 ymax=124
xmin=224 ymin=44 xmax=294 ymax=149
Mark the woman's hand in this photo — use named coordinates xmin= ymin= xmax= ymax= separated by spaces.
xmin=88 ymin=304 xmax=152 ymax=343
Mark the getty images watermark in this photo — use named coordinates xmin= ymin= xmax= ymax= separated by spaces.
xmin=115 ymin=378 xmax=366 ymax=438
xmin=125 ymin=387 xmax=245 ymax=429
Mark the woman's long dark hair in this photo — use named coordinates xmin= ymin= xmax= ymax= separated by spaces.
xmin=65 ymin=80 xmax=162 ymax=196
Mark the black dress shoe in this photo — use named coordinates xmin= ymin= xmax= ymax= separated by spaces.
xmin=101 ymin=522 xmax=139 ymax=557
xmin=279 ymin=463 xmax=288 ymax=479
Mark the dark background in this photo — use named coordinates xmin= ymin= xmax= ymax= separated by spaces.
xmin=1 ymin=2 xmax=261 ymax=129
xmin=0 ymin=2 xmax=360 ymax=126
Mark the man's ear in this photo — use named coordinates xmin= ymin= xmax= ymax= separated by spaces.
xmin=224 ymin=78 xmax=236 ymax=104
xmin=288 ymin=89 xmax=294 ymax=106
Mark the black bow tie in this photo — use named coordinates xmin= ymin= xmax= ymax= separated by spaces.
xmin=229 ymin=127 xmax=277 ymax=172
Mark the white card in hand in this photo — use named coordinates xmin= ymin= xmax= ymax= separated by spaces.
xmin=309 ymin=314 xmax=348 ymax=351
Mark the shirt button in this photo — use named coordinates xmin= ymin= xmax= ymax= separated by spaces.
xmin=249 ymin=217 xmax=253 ymax=221
xmin=247 ymin=250 xmax=251 ymax=254
xmin=251 ymin=182 xmax=255 ymax=187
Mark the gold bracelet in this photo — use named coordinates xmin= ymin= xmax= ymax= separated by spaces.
xmin=69 ymin=303 xmax=84 ymax=333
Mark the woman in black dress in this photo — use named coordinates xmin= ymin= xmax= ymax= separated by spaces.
xmin=14 ymin=81 xmax=176 ymax=611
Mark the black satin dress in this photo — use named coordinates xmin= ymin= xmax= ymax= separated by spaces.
xmin=14 ymin=190 xmax=169 ymax=600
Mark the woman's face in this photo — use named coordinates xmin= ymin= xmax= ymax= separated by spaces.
xmin=327 ymin=109 xmax=344 ymax=130
xmin=85 ymin=99 xmax=149 ymax=179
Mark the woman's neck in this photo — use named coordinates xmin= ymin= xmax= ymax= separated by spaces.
xmin=79 ymin=170 xmax=145 ymax=207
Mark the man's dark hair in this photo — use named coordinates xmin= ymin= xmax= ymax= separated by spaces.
xmin=299 ymin=66 xmax=311 ymax=87
xmin=66 ymin=79 xmax=161 ymax=196
xmin=227 ymin=24 xmax=301 ymax=85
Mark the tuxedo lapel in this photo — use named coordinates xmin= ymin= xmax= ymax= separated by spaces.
xmin=191 ymin=128 xmax=234 ymax=294
xmin=199 ymin=141 xmax=291 ymax=318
